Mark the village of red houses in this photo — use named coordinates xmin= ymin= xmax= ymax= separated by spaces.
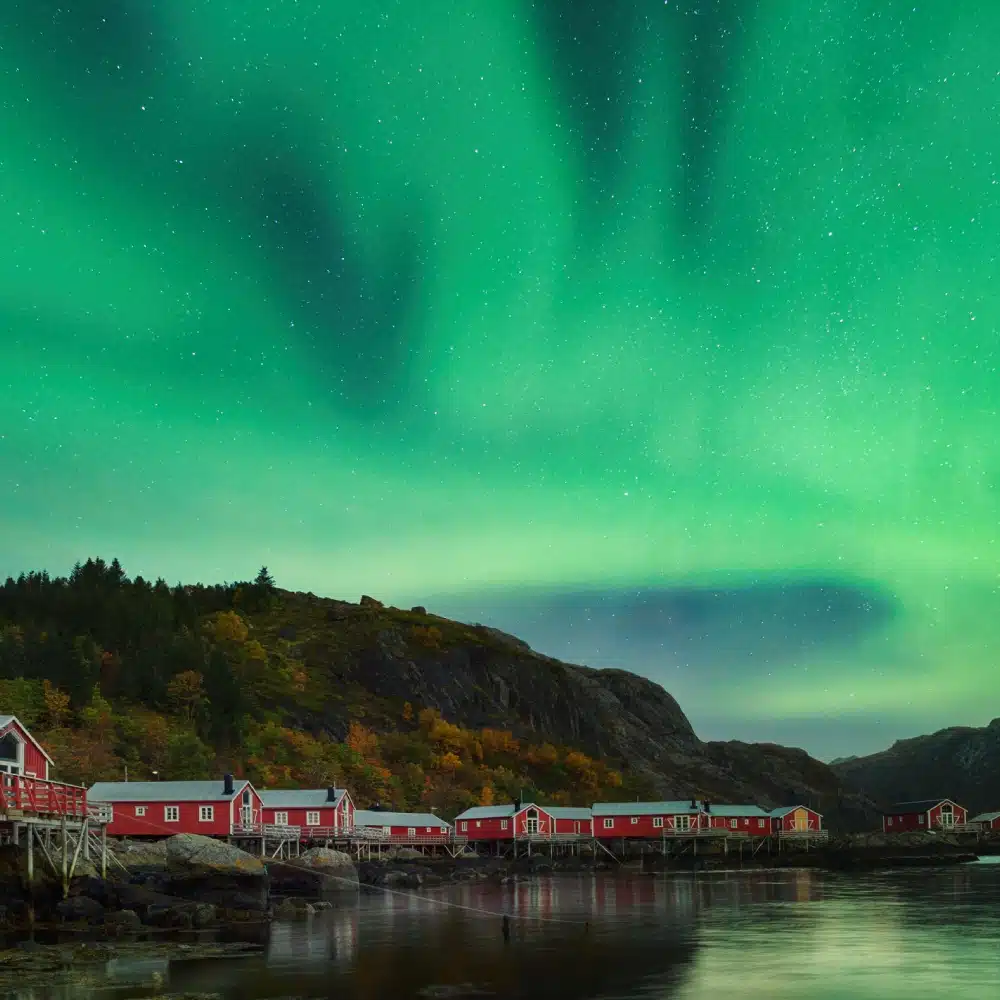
xmin=0 ymin=713 xmax=997 ymax=856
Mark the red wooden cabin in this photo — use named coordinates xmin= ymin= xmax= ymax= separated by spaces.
xmin=968 ymin=811 xmax=1000 ymax=832
xmin=454 ymin=801 xmax=561 ymax=841
xmin=769 ymin=805 xmax=823 ymax=834
xmin=548 ymin=806 xmax=592 ymax=836
xmin=702 ymin=803 xmax=772 ymax=834
xmin=592 ymin=800 xmax=709 ymax=839
xmin=881 ymin=799 xmax=967 ymax=833
xmin=0 ymin=715 xmax=53 ymax=779
xmin=88 ymin=775 xmax=264 ymax=837
xmin=259 ymin=787 xmax=354 ymax=834
xmin=354 ymin=809 xmax=452 ymax=842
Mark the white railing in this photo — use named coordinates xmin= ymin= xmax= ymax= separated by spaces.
xmin=88 ymin=802 xmax=114 ymax=824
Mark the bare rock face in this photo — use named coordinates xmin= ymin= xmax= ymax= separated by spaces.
xmin=833 ymin=721 xmax=1000 ymax=814
xmin=270 ymin=847 xmax=359 ymax=899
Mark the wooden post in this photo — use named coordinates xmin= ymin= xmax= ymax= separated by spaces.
xmin=26 ymin=827 xmax=34 ymax=882
xmin=60 ymin=817 xmax=68 ymax=895
xmin=101 ymin=824 xmax=107 ymax=880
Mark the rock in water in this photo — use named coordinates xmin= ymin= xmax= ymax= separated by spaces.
xmin=270 ymin=847 xmax=359 ymax=900
xmin=164 ymin=834 xmax=266 ymax=875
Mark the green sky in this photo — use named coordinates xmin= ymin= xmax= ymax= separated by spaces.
xmin=1 ymin=1 xmax=997 ymax=757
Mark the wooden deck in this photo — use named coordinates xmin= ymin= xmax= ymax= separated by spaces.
xmin=0 ymin=774 xmax=90 ymax=822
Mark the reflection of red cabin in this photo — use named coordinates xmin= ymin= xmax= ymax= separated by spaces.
xmin=881 ymin=799 xmax=967 ymax=833
xmin=0 ymin=715 xmax=53 ymax=779
xmin=259 ymin=787 xmax=354 ymax=832
xmin=89 ymin=775 xmax=264 ymax=837
xmin=454 ymin=802 xmax=560 ymax=840
xmin=968 ymin=811 xmax=1000 ymax=832
xmin=769 ymin=805 xmax=823 ymax=834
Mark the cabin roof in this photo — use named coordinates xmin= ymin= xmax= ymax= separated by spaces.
xmin=769 ymin=805 xmax=823 ymax=818
xmin=884 ymin=799 xmax=959 ymax=813
xmin=705 ymin=804 xmax=771 ymax=818
xmin=0 ymin=714 xmax=55 ymax=764
xmin=968 ymin=811 xmax=1000 ymax=823
xmin=453 ymin=805 xmax=518 ymax=820
xmin=259 ymin=788 xmax=346 ymax=808
xmin=592 ymin=801 xmax=702 ymax=817
xmin=354 ymin=809 xmax=450 ymax=828
xmin=88 ymin=780 xmax=251 ymax=802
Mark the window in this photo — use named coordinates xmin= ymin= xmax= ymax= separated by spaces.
xmin=758 ymin=819 xmax=766 ymax=828
xmin=425 ymin=826 xmax=433 ymax=833
xmin=274 ymin=811 xmax=288 ymax=826
xmin=887 ymin=817 xmax=893 ymax=826
xmin=918 ymin=815 xmax=925 ymax=825
xmin=730 ymin=819 xmax=738 ymax=829
xmin=305 ymin=811 xmax=320 ymax=826
xmin=164 ymin=806 xmax=179 ymax=822
xmin=407 ymin=827 xmax=416 ymax=837
xmin=460 ymin=821 xmax=467 ymax=831
xmin=675 ymin=815 xmax=691 ymax=832
xmin=630 ymin=817 xmax=639 ymax=825
xmin=603 ymin=818 xmax=614 ymax=830
xmin=475 ymin=820 xmax=481 ymax=828
xmin=652 ymin=817 xmax=663 ymax=829
xmin=135 ymin=806 xmax=147 ymax=817
xmin=500 ymin=820 xmax=508 ymax=830
xmin=199 ymin=806 xmax=214 ymax=822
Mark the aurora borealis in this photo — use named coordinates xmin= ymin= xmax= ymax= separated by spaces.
xmin=2 ymin=2 xmax=998 ymax=759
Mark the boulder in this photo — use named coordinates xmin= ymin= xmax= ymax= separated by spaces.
xmin=56 ymin=895 xmax=105 ymax=923
xmin=103 ymin=909 xmax=142 ymax=935
xmin=145 ymin=901 xmax=217 ymax=929
xmin=113 ymin=839 xmax=169 ymax=870
xmin=269 ymin=847 xmax=358 ymax=901
xmin=164 ymin=834 xmax=265 ymax=875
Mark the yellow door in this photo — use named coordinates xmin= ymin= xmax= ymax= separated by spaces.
xmin=794 ymin=809 xmax=808 ymax=832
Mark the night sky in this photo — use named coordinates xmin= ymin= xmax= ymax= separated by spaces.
xmin=2 ymin=2 xmax=997 ymax=760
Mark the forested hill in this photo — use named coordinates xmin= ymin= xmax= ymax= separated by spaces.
xmin=0 ymin=559 xmax=879 ymax=828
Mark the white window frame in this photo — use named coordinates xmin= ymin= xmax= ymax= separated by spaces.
xmin=475 ymin=820 xmax=481 ymax=828
xmin=887 ymin=816 xmax=893 ymax=826
xmin=460 ymin=821 xmax=467 ymax=831
xmin=135 ymin=805 xmax=147 ymax=817
xmin=652 ymin=816 xmax=663 ymax=829
xmin=730 ymin=819 xmax=738 ymax=829
xmin=603 ymin=818 xmax=614 ymax=830
xmin=164 ymin=805 xmax=179 ymax=823
xmin=305 ymin=811 xmax=321 ymax=826
xmin=675 ymin=815 xmax=691 ymax=832
xmin=918 ymin=814 xmax=925 ymax=825
xmin=274 ymin=811 xmax=289 ymax=826
xmin=500 ymin=819 xmax=508 ymax=830
xmin=199 ymin=805 xmax=214 ymax=822
xmin=425 ymin=826 xmax=433 ymax=833
xmin=407 ymin=827 xmax=416 ymax=837
xmin=630 ymin=816 xmax=638 ymax=825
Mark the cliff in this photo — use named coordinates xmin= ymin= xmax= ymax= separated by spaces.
xmin=832 ymin=720 xmax=1000 ymax=814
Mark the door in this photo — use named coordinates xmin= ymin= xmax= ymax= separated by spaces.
xmin=525 ymin=809 xmax=539 ymax=835
xmin=676 ymin=815 xmax=691 ymax=832
xmin=940 ymin=806 xmax=955 ymax=829
xmin=794 ymin=809 xmax=808 ymax=832
xmin=240 ymin=789 xmax=256 ymax=828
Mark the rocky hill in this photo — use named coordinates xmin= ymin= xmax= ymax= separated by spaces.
xmin=832 ymin=720 xmax=1000 ymax=814
xmin=0 ymin=559 xmax=880 ymax=829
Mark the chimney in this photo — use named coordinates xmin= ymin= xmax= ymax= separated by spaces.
xmin=690 ymin=798 xmax=697 ymax=809
xmin=223 ymin=773 xmax=234 ymax=796
xmin=704 ymin=801 xmax=711 ymax=813
xmin=327 ymin=786 xmax=338 ymax=802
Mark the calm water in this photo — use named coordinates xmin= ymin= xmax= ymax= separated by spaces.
xmin=11 ymin=862 xmax=1000 ymax=999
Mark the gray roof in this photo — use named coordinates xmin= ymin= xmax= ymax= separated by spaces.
xmin=884 ymin=799 xmax=959 ymax=813
xmin=592 ymin=801 xmax=702 ymax=817
xmin=259 ymin=788 xmax=346 ymax=808
xmin=89 ymin=780 xmax=249 ymax=802
xmin=454 ymin=805 xmax=517 ymax=820
xmin=968 ymin=811 xmax=1000 ymax=823
xmin=545 ymin=807 xmax=593 ymax=820
xmin=769 ymin=805 xmax=823 ymax=818
xmin=355 ymin=809 xmax=450 ymax=829
xmin=704 ymin=804 xmax=770 ymax=818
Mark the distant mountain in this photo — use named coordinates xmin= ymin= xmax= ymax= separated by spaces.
xmin=828 ymin=755 xmax=858 ymax=766
xmin=831 ymin=720 xmax=1000 ymax=814
xmin=0 ymin=558 xmax=880 ymax=828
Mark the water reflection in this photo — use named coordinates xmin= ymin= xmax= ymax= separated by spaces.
xmin=4 ymin=867 xmax=1000 ymax=999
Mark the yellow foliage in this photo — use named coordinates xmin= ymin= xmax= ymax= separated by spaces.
xmin=402 ymin=702 xmax=413 ymax=722
xmin=42 ymin=681 xmax=70 ymax=727
xmin=209 ymin=610 xmax=249 ymax=645
xmin=479 ymin=784 xmax=495 ymax=806
xmin=411 ymin=625 xmax=443 ymax=649
xmin=436 ymin=752 xmax=462 ymax=773
xmin=481 ymin=728 xmax=520 ymax=755
xmin=245 ymin=639 xmax=267 ymax=662
xmin=346 ymin=721 xmax=380 ymax=764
